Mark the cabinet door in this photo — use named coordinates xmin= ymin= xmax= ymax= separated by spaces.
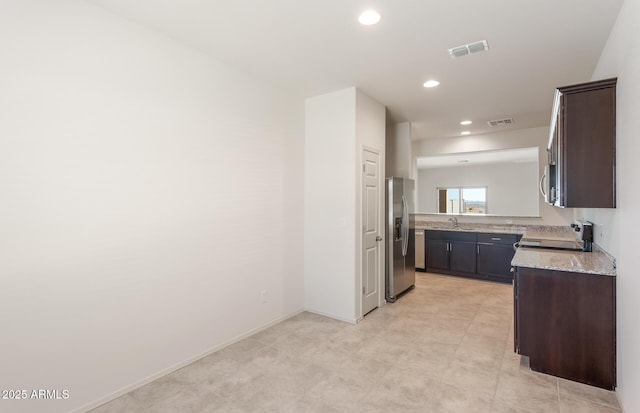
xmin=426 ymin=240 xmax=448 ymax=271
xmin=558 ymin=79 xmax=616 ymax=208
xmin=517 ymin=267 xmax=616 ymax=389
xmin=477 ymin=243 xmax=515 ymax=280
xmin=449 ymin=241 xmax=476 ymax=274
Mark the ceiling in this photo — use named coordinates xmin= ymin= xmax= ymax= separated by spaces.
xmin=87 ymin=0 xmax=622 ymax=140
xmin=416 ymin=147 xmax=538 ymax=169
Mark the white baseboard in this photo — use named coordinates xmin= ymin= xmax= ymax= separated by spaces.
xmin=303 ymin=307 xmax=358 ymax=325
xmin=75 ymin=308 xmax=304 ymax=413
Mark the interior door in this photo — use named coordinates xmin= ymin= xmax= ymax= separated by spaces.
xmin=362 ymin=148 xmax=381 ymax=315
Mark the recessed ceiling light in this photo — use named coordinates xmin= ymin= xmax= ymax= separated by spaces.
xmin=460 ymin=120 xmax=472 ymax=125
xmin=358 ymin=10 xmax=381 ymax=25
xmin=423 ymin=80 xmax=440 ymax=88
xmin=461 ymin=131 xmax=471 ymax=135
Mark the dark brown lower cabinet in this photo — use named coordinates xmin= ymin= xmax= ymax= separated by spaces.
xmin=425 ymin=239 xmax=449 ymax=272
xmin=514 ymin=266 xmax=616 ymax=390
xmin=477 ymin=233 xmax=520 ymax=282
xmin=449 ymin=241 xmax=477 ymax=274
xmin=477 ymin=243 xmax=515 ymax=281
xmin=424 ymin=230 xmax=519 ymax=283
xmin=425 ymin=231 xmax=477 ymax=277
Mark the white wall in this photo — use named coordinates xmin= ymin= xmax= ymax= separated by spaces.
xmin=304 ymin=87 xmax=386 ymax=323
xmin=417 ymin=162 xmax=538 ymax=216
xmin=578 ymin=1 xmax=640 ymax=411
xmin=412 ymin=127 xmax=574 ymax=226
xmin=0 ymin=1 xmax=304 ymax=412
xmin=385 ymin=122 xmax=413 ymax=178
xmin=304 ymin=88 xmax=357 ymax=322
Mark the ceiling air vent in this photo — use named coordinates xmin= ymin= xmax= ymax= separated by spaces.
xmin=488 ymin=118 xmax=514 ymax=127
xmin=448 ymin=40 xmax=489 ymax=58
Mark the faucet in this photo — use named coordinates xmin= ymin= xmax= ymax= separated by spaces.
xmin=448 ymin=217 xmax=459 ymax=228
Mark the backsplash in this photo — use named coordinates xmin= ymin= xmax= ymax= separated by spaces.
xmin=576 ymin=208 xmax=618 ymax=259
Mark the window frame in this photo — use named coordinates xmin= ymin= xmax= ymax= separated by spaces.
xmin=436 ymin=186 xmax=488 ymax=214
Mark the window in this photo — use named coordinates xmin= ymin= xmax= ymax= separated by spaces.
xmin=438 ymin=187 xmax=487 ymax=214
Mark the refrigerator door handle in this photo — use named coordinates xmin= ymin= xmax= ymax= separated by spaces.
xmin=401 ymin=195 xmax=409 ymax=256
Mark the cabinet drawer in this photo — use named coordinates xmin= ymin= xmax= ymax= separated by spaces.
xmin=477 ymin=233 xmax=519 ymax=245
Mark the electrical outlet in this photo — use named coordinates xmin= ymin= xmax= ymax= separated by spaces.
xmin=261 ymin=290 xmax=268 ymax=304
xmin=599 ymin=224 xmax=604 ymax=240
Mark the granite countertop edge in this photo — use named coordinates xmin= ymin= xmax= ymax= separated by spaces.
xmin=510 ymin=232 xmax=616 ymax=277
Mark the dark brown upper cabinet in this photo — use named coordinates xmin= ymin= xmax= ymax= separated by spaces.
xmin=547 ymin=78 xmax=617 ymax=208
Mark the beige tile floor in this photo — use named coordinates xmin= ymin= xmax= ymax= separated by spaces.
xmin=92 ymin=273 xmax=621 ymax=412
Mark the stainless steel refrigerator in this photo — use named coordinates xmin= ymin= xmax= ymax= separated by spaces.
xmin=385 ymin=177 xmax=415 ymax=302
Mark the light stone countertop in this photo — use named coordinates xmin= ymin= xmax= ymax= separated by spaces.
xmin=414 ymin=221 xmax=568 ymax=235
xmin=511 ymin=229 xmax=616 ymax=276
